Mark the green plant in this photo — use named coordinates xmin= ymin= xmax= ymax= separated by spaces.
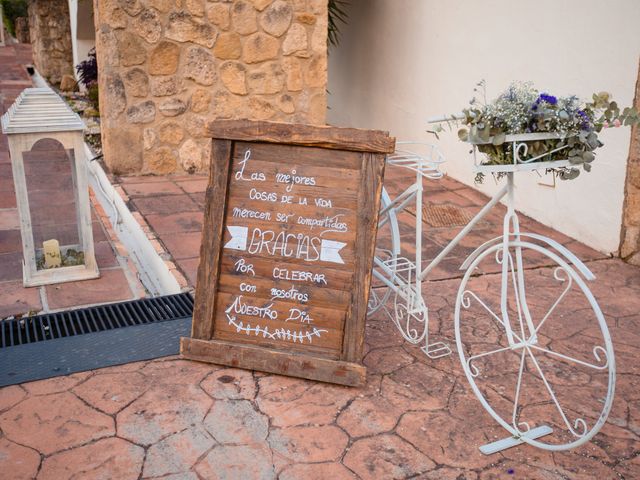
xmin=328 ymin=0 xmax=348 ymax=47
xmin=1 ymin=0 xmax=28 ymax=36
xmin=87 ymin=82 xmax=99 ymax=112
xmin=432 ymin=81 xmax=640 ymax=182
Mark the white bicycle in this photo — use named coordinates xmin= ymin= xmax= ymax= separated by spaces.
xmin=369 ymin=135 xmax=615 ymax=454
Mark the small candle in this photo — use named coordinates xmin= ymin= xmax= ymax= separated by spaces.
xmin=43 ymin=239 xmax=62 ymax=268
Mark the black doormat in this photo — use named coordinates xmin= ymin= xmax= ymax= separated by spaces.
xmin=0 ymin=293 xmax=193 ymax=387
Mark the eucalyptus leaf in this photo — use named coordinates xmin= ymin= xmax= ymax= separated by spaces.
xmin=492 ymin=132 xmax=506 ymax=145
xmin=582 ymin=151 xmax=595 ymax=163
xmin=583 ymin=162 xmax=592 ymax=172
xmin=458 ymin=128 xmax=469 ymax=141
xmin=560 ymin=168 xmax=580 ymax=180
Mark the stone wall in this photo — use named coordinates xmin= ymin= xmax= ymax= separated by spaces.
xmin=94 ymin=0 xmax=328 ymax=175
xmin=620 ymin=61 xmax=640 ymax=265
xmin=15 ymin=17 xmax=31 ymax=44
xmin=28 ymin=0 xmax=74 ymax=84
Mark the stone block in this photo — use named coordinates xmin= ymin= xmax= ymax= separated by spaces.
xmin=190 ymin=89 xmax=212 ymax=113
xmin=159 ymin=98 xmax=188 ymax=117
xmin=117 ymin=0 xmax=144 ymax=16
xmin=100 ymin=5 xmax=128 ymax=29
xmin=308 ymin=92 xmax=327 ymax=123
xmin=146 ymin=0 xmax=174 ymax=13
xmin=213 ymin=90 xmax=245 ymax=119
xmin=231 ymin=1 xmax=258 ymax=35
xmin=311 ymin=11 xmax=328 ymax=52
xmin=186 ymin=0 xmax=205 ymax=17
xmin=220 ymin=61 xmax=248 ymax=95
xmin=206 ymin=3 xmax=231 ymax=29
xmin=143 ymin=128 xmax=158 ymax=150
xmin=185 ymin=114 xmax=208 ymax=137
xmin=304 ymin=55 xmax=326 ymax=88
xmin=243 ymin=32 xmax=280 ymax=63
xmin=159 ymin=122 xmax=185 ymax=145
xmin=179 ymin=139 xmax=210 ymax=173
xmin=282 ymin=23 xmax=308 ymax=56
xmin=150 ymin=76 xmax=181 ymax=97
xmin=123 ymin=68 xmax=149 ymax=97
xmin=282 ymin=57 xmax=303 ymax=91
xmin=133 ymin=8 xmax=162 ymax=44
xmin=251 ymin=0 xmax=274 ymax=11
xmin=127 ymin=101 xmax=157 ymax=123
xmin=184 ymin=46 xmax=217 ymax=85
xmin=149 ymin=41 xmax=180 ymax=75
xmin=60 ymin=74 xmax=78 ymax=92
xmin=15 ymin=17 xmax=30 ymax=43
xmin=102 ymin=127 xmax=143 ymax=174
xmin=103 ymin=73 xmax=128 ymax=117
xmin=260 ymin=0 xmax=293 ymax=37
xmin=277 ymin=93 xmax=296 ymax=114
xmin=247 ymin=62 xmax=285 ymax=94
xmin=144 ymin=147 xmax=178 ymax=174
xmin=117 ymin=31 xmax=147 ymax=66
xmin=166 ymin=11 xmax=217 ymax=48
xmin=248 ymin=97 xmax=276 ymax=120
xmin=296 ymin=12 xmax=316 ymax=25
xmin=213 ymin=32 xmax=242 ymax=60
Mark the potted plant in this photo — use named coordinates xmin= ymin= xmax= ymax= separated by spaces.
xmin=431 ymin=81 xmax=640 ymax=182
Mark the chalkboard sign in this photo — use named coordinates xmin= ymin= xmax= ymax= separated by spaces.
xmin=180 ymin=120 xmax=395 ymax=386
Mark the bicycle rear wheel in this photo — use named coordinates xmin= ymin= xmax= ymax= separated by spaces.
xmin=368 ymin=187 xmax=401 ymax=315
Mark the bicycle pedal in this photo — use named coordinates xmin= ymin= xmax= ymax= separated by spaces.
xmin=421 ymin=342 xmax=452 ymax=359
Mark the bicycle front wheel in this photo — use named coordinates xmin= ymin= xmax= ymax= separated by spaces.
xmin=454 ymin=240 xmax=615 ymax=451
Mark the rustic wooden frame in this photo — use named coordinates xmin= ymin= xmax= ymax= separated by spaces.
xmin=181 ymin=120 xmax=394 ymax=386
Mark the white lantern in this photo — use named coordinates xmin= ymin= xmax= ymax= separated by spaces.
xmin=1 ymin=87 xmax=99 ymax=286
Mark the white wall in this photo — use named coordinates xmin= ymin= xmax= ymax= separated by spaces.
xmin=68 ymin=0 xmax=96 ymax=79
xmin=328 ymin=0 xmax=640 ymax=254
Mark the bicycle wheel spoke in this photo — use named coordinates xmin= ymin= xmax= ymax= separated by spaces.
xmin=461 ymin=290 xmax=524 ymax=344
xmin=529 ymin=344 xmax=609 ymax=370
xmin=506 ymin=251 xmax=527 ymax=341
xmin=534 ymin=267 xmax=573 ymax=335
xmin=467 ymin=344 xmax=514 ymax=377
xmin=526 ymin=347 xmax=588 ymax=438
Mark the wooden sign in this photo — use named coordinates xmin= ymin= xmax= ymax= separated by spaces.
xmin=180 ymin=120 xmax=395 ymax=386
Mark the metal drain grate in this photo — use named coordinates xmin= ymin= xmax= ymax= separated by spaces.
xmin=423 ymin=203 xmax=477 ymax=228
xmin=0 ymin=293 xmax=194 ymax=387
xmin=1 ymin=293 xmax=193 ymax=349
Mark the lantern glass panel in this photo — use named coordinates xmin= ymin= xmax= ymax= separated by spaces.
xmin=23 ymin=138 xmax=85 ymax=270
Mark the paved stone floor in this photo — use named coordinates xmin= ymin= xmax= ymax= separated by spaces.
xmin=1 ymin=160 xmax=637 ymax=478
xmin=0 ymin=43 xmax=144 ymax=319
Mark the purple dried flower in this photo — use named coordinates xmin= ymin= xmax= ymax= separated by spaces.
xmin=577 ymin=110 xmax=591 ymax=130
xmin=539 ymin=93 xmax=558 ymax=105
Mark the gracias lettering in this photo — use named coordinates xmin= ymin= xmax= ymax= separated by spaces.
xmin=224 ymin=225 xmax=346 ymax=264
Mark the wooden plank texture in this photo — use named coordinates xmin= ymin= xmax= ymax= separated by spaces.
xmin=191 ymin=139 xmax=232 ymax=339
xmin=209 ymin=120 xmax=396 ymax=154
xmin=181 ymin=337 xmax=366 ymax=387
